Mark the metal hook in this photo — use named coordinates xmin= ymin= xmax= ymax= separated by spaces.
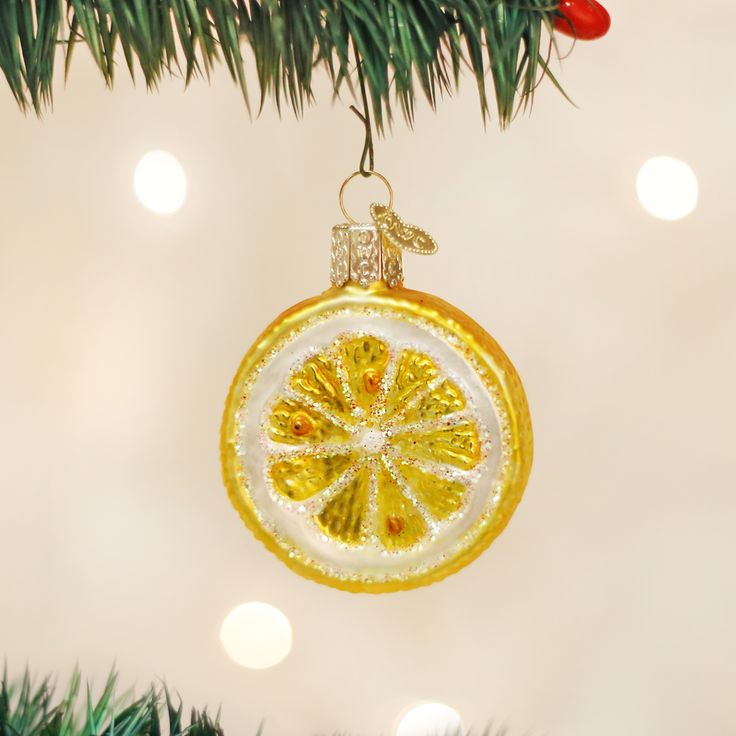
xmin=350 ymin=39 xmax=374 ymax=177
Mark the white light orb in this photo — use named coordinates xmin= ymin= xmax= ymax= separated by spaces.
xmin=133 ymin=150 xmax=187 ymax=214
xmin=636 ymin=156 xmax=698 ymax=221
xmin=220 ymin=602 xmax=292 ymax=669
xmin=396 ymin=702 xmax=464 ymax=736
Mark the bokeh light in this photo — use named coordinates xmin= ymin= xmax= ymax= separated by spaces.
xmin=636 ymin=156 xmax=698 ymax=221
xmin=220 ymin=602 xmax=292 ymax=669
xmin=395 ymin=702 xmax=464 ymax=736
xmin=133 ymin=150 xmax=187 ymax=214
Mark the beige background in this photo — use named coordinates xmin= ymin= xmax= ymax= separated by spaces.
xmin=1 ymin=2 xmax=735 ymax=734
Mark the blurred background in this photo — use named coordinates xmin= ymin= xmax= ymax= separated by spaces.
xmin=1 ymin=2 xmax=735 ymax=735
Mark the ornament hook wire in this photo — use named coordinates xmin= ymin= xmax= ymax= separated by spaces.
xmin=339 ymin=171 xmax=393 ymax=224
xmin=349 ymin=38 xmax=374 ymax=177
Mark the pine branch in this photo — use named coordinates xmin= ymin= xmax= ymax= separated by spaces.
xmin=0 ymin=0 xmax=563 ymax=128
xmin=0 ymin=668 xmax=222 ymax=736
xmin=0 ymin=667 xmax=514 ymax=736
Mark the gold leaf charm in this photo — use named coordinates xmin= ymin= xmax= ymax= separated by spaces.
xmin=370 ymin=203 xmax=438 ymax=255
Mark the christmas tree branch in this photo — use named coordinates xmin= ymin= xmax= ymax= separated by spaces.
xmin=0 ymin=0 xmax=563 ymax=128
xmin=0 ymin=667 xmax=224 ymax=736
xmin=0 ymin=667 xmax=512 ymax=736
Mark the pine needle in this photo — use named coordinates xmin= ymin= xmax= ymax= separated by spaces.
xmin=1 ymin=667 xmax=520 ymax=736
xmin=0 ymin=668 xmax=223 ymax=736
xmin=0 ymin=0 xmax=564 ymax=127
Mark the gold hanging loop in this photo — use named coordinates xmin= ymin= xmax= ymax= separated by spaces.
xmin=339 ymin=170 xmax=394 ymax=224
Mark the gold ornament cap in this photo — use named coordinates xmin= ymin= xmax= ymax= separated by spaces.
xmin=330 ymin=223 xmax=404 ymax=288
xmin=331 ymin=170 xmax=438 ymax=289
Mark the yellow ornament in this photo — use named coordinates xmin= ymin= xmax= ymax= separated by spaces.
xmin=221 ymin=172 xmax=533 ymax=593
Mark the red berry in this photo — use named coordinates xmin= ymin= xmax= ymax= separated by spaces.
xmin=553 ymin=0 xmax=611 ymax=40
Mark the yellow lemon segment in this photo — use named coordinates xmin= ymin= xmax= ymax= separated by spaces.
xmin=268 ymin=398 xmax=352 ymax=446
xmin=375 ymin=463 xmax=427 ymax=551
xmin=315 ymin=464 xmax=371 ymax=545
xmin=383 ymin=349 xmax=440 ymax=417
xmin=401 ymin=378 xmax=467 ymax=424
xmin=290 ymin=355 xmax=353 ymax=422
xmin=269 ymin=452 xmax=357 ymax=501
xmin=392 ymin=422 xmax=481 ymax=470
xmin=396 ymin=462 xmax=467 ymax=520
xmin=338 ymin=335 xmax=390 ymax=411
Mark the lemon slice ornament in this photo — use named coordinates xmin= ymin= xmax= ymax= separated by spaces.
xmin=221 ymin=172 xmax=533 ymax=593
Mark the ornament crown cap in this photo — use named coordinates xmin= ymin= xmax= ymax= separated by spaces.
xmin=331 ymin=171 xmax=438 ymax=289
xmin=330 ymin=222 xmax=403 ymax=288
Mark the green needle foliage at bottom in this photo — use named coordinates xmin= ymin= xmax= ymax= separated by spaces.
xmin=1 ymin=668 xmax=511 ymax=736
xmin=0 ymin=0 xmax=564 ymax=129
xmin=0 ymin=669 xmax=224 ymax=736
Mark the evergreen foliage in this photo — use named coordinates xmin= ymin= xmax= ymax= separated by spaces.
xmin=0 ymin=1 xmax=564 ymax=127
